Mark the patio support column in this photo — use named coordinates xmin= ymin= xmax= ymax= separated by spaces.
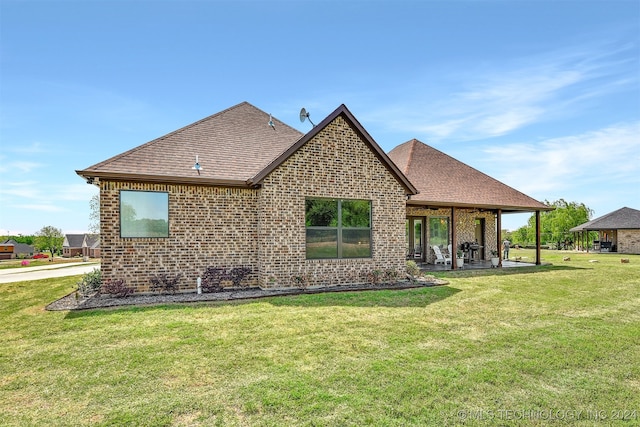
xmin=535 ymin=210 xmax=541 ymax=265
xmin=497 ymin=209 xmax=502 ymax=267
xmin=586 ymin=231 xmax=590 ymax=253
xmin=451 ymin=207 xmax=457 ymax=270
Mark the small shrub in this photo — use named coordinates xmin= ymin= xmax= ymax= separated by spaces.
xmin=149 ymin=273 xmax=181 ymax=294
xmin=76 ymin=268 xmax=102 ymax=297
xmin=384 ymin=269 xmax=399 ymax=284
xmin=101 ymin=278 xmax=133 ymax=298
xmin=366 ymin=269 xmax=383 ymax=285
xmin=406 ymin=260 xmax=420 ymax=279
xmin=21 ymin=260 xmax=30 ymax=266
xmin=228 ymin=267 xmax=251 ymax=287
xmin=201 ymin=267 xmax=226 ymax=293
xmin=292 ymin=274 xmax=310 ymax=289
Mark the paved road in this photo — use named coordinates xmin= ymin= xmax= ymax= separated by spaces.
xmin=0 ymin=262 xmax=100 ymax=284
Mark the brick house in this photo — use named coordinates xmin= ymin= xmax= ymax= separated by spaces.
xmin=77 ymin=103 xmax=417 ymax=293
xmin=570 ymin=207 xmax=640 ymax=254
xmin=63 ymin=234 xmax=84 ymax=257
xmin=0 ymin=240 xmax=35 ymax=259
xmin=63 ymin=234 xmax=101 ymax=258
xmin=76 ymin=102 xmax=549 ymax=292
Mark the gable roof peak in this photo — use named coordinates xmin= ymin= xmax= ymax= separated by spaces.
xmin=250 ymin=104 xmax=417 ymax=194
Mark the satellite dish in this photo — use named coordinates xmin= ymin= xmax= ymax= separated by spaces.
xmin=299 ymin=107 xmax=315 ymax=127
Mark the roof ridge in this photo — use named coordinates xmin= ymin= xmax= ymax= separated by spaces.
xmin=405 ymin=139 xmax=418 ymax=175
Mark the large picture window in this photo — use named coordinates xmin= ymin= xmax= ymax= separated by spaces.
xmin=305 ymin=198 xmax=371 ymax=259
xmin=120 ymin=191 xmax=169 ymax=238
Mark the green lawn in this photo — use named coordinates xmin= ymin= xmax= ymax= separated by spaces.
xmin=1 ymin=251 xmax=638 ymax=426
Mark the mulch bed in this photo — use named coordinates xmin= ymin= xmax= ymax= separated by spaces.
xmin=46 ymin=278 xmax=449 ymax=311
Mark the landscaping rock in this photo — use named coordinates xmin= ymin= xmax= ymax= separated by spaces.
xmin=46 ymin=279 xmax=449 ymax=311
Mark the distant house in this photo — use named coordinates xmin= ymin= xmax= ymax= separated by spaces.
xmin=83 ymin=234 xmax=101 ymax=258
xmin=570 ymin=207 xmax=640 ymax=254
xmin=63 ymin=234 xmax=100 ymax=258
xmin=63 ymin=234 xmax=85 ymax=257
xmin=76 ymin=102 xmax=549 ymax=294
xmin=0 ymin=239 xmax=34 ymax=259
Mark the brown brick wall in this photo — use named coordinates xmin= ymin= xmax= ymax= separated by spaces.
xmin=257 ymin=115 xmax=408 ymax=288
xmin=618 ymin=229 xmax=640 ymax=254
xmin=99 ymin=181 xmax=259 ymax=293
xmin=99 ymin=116 xmax=410 ymax=293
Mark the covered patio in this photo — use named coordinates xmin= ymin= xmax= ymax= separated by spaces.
xmin=389 ymin=139 xmax=553 ymax=269
xmin=418 ymin=258 xmax=537 ymax=272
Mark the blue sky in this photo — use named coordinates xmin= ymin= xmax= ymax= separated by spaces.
xmin=1 ymin=0 xmax=638 ymax=235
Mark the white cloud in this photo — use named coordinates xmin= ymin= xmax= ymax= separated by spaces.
xmin=0 ymin=181 xmax=97 ymax=206
xmin=10 ymin=161 xmax=42 ymax=173
xmin=0 ymin=181 xmax=43 ymax=200
xmin=15 ymin=204 xmax=66 ymax=213
xmin=6 ymin=142 xmax=47 ymax=154
xmin=366 ymin=41 xmax=637 ymax=142
xmin=483 ymin=122 xmax=640 ymax=196
xmin=56 ymin=183 xmax=99 ymax=201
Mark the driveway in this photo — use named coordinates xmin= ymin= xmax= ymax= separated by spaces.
xmin=0 ymin=262 xmax=100 ymax=284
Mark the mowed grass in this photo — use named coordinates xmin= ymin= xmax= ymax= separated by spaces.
xmin=1 ymin=251 xmax=638 ymax=426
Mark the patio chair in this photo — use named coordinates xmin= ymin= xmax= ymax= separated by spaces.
xmin=432 ymin=245 xmax=451 ymax=265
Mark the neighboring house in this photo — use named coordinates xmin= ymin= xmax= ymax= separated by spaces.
xmin=0 ymin=240 xmax=34 ymax=259
xmin=0 ymin=242 xmax=13 ymax=260
xmin=63 ymin=234 xmax=85 ymax=258
xmin=63 ymin=234 xmax=100 ymax=258
xmin=76 ymin=102 xmax=549 ymax=294
xmin=570 ymin=207 xmax=640 ymax=254
xmin=83 ymin=234 xmax=101 ymax=259
xmin=388 ymin=139 xmax=552 ymax=265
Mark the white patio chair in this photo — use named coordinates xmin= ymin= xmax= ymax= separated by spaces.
xmin=432 ymin=245 xmax=451 ymax=265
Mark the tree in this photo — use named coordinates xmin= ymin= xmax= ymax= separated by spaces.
xmin=35 ymin=226 xmax=64 ymax=258
xmin=89 ymin=193 xmax=100 ymax=235
xmin=525 ymin=199 xmax=594 ymax=245
xmin=511 ymin=226 xmax=530 ymax=246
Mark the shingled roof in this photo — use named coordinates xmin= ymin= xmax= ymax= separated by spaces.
xmin=388 ymin=139 xmax=551 ymax=212
xmin=63 ymin=234 xmax=86 ymax=248
xmin=570 ymin=207 xmax=640 ymax=231
xmin=77 ymin=102 xmax=417 ymax=193
xmin=77 ymin=102 xmax=305 ymax=186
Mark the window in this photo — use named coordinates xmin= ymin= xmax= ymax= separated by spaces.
xmin=429 ymin=217 xmax=449 ymax=249
xmin=120 ymin=191 xmax=169 ymax=238
xmin=305 ymin=198 xmax=371 ymax=259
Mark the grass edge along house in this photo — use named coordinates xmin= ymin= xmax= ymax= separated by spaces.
xmin=77 ymin=102 xmax=549 ymax=294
